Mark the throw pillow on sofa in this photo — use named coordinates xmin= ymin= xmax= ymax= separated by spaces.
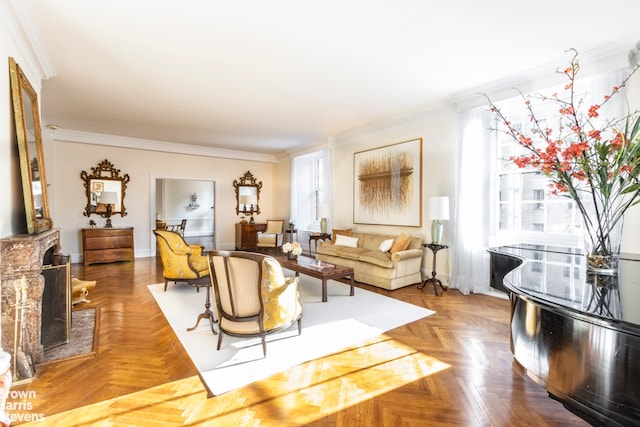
xmin=378 ymin=238 xmax=394 ymax=252
xmin=331 ymin=228 xmax=352 ymax=244
xmin=335 ymin=234 xmax=358 ymax=247
xmin=390 ymin=233 xmax=412 ymax=253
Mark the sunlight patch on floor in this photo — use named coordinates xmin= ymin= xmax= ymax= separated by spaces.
xmin=21 ymin=335 xmax=449 ymax=426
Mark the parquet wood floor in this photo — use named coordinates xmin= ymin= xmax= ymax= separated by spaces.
xmin=12 ymin=257 xmax=589 ymax=426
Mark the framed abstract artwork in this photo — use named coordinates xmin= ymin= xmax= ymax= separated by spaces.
xmin=353 ymin=138 xmax=422 ymax=226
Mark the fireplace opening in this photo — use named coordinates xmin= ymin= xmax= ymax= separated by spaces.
xmin=40 ymin=250 xmax=71 ymax=350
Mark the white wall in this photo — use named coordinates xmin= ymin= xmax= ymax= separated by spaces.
xmin=52 ymin=140 xmax=276 ymax=262
xmin=330 ymin=66 xmax=640 ymax=286
xmin=0 ymin=22 xmax=15 ymax=237
xmin=0 ymin=9 xmax=44 ymax=237
xmin=331 ymin=108 xmax=458 ymax=283
xmin=272 ymin=157 xmax=292 ymax=222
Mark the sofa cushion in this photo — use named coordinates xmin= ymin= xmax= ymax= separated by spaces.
xmin=336 ymin=247 xmax=369 ymax=260
xmin=359 ymin=233 xmax=394 ymax=251
xmin=335 ymin=234 xmax=358 ymax=247
xmin=359 ymin=250 xmax=393 ymax=268
xmin=390 ymin=233 xmax=412 ymax=253
xmin=378 ymin=238 xmax=394 ymax=252
xmin=331 ymin=228 xmax=352 ymax=244
xmin=316 ymin=244 xmax=340 ymax=256
xmin=257 ymin=233 xmax=278 ymax=245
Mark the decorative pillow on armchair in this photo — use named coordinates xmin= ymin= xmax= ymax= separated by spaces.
xmin=261 ymin=257 xmax=302 ymax=330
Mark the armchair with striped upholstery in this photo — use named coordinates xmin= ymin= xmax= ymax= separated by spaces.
xmin=208 ymin=250 xmax=302 ymax=356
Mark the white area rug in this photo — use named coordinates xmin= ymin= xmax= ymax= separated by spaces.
xmin=148 ymin=276 xmax=434 ymax=396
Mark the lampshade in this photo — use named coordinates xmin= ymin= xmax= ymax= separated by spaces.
xmin=239 ymin=195 xmax=249 ymax=205
xmin=246 ymin=195 xmax=257 ymax=205
xmin=427 ymin=196 xmax=449 ymax=220
xmin=100 ymin=191 xmax=118 ymax=205
xmin=317 ymin=203 xmax=330 ymax=218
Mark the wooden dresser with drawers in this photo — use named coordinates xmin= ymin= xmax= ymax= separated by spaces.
xmin=82 ymin=227 xmax=134 ymax=265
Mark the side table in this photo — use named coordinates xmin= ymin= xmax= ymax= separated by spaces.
xmin=284 ymin=228 xmax=298 ymax=244
xmin=308 ymin=233 xmax=331 ymax=255
xmin=418 ymin=243 xmax=448 ymax=296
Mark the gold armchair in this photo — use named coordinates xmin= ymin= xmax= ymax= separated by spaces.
xmin=208 ymin=250 xmax=302 ymax=356
xmin=154 ymin=230 xmax=209 ymax=292
xmin=154 ymin=230 xmax=216 ymax=333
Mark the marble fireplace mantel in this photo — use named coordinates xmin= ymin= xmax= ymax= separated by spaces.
xmin=1 ymin=228 xmax=60 ymax=381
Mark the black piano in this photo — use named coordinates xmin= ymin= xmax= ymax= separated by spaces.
xmin=488 ymin=244 xmax=640 ymax=427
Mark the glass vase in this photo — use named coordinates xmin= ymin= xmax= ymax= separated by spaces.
xmin=582 ymin=213 xmax=623 ymax=275
xmin=286 ymin=252 xmax=297 ymax=261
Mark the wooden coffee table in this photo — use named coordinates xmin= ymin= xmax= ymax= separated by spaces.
xmin=277 ymin=255 xmax=354 ymax=302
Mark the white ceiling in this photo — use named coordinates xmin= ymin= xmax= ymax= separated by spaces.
xmin=21 ymin=0 xmax=640 ymax=155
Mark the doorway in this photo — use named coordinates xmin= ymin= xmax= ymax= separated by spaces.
xmin=154 ymin=178 xmax=216 ymax=250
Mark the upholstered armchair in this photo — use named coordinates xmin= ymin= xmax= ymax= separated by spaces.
xmin=208 ymin=250 xmax=303 ymax=356
xmin=257 ymin=219 xmax=284 ymax=252
xmin=154 ymin=230 xmax=209 ymax=291
xmin=154 ymin=230 xmax=216 ymax=333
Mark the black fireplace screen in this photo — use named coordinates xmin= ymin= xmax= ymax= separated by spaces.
xmin=40 ymin=253 xmax=71 ymax=350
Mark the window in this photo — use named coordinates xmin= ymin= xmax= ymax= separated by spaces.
xmin=312 ymin=156 xmax=324 ymax=220
xmin=454 ymin=68 xmax=623 ymax=294
xmin=290 ymin=150 xmax=331 ymax=231
xmin=490 ymin=70 xmax=624 ymax=248
xmin=492 ymin=93 xmax=581 ymax=246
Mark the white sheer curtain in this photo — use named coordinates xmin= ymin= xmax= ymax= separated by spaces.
xmin=320 ymin=148 xmax=333 ymax=230
xmin=450 ymin=70 xmax=625 ymax=295
xmin=290 ymin=148 xmax=333 ymax=231
xmin=451 ymin=107 xmax=492 ymax=294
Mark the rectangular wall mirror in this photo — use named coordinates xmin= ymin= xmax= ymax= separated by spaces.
xmin=9 ymin=57 xmax=52 ymax=234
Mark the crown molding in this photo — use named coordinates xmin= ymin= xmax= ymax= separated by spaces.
xmin=451 ymin=37 xmax=638 ymax=112
xmin=282 ymin=136 xmax=335 ymax=160
xmin=333 ymin=102 xmax=456 ymax=143
xmin=1 ymin=0 xmax=55 ymax=82
xmin=48 ymin=128 xmax=278 ymax=163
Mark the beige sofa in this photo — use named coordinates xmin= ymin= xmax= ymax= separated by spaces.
xmin=315 ymin=231 xmax=423 ymax=290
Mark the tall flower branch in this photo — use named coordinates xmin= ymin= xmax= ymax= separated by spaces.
xmin=484 ymin=49 xmax=640 ymax=257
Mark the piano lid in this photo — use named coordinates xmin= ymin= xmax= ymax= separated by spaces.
xmin=489 ymin=244 xmax=640 ymax=329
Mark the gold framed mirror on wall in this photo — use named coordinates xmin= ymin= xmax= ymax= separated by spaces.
xmin=81 ymin=159 xmax=130 ymax=219
xmin=233 ymin=171 xmax=262 ymax=217
xmin=9 ymin=57 xmax=52 ymax=234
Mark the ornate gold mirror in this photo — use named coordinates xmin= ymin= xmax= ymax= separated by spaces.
xmin=81 ymin=159 xmax=130 ymax=219
xmin=233 ymin=171 xmax=261 ymax=218
xmin=9 ymin=57 xmax=52 ymax=234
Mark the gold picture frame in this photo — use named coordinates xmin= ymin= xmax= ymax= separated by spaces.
xmin=81 ymin=159 xmax=129 ymax=218
xmin=9 ymin=57 xmax=52 ymax=234
xmin=353 ymin=138 xmax=422 ymax=226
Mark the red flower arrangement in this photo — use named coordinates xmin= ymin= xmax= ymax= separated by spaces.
xmin=485 ymin=49 xmax=640 ymax=272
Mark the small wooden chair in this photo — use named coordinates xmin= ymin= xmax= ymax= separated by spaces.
xmin=167 ymin=219 xmax=187 ymax=236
